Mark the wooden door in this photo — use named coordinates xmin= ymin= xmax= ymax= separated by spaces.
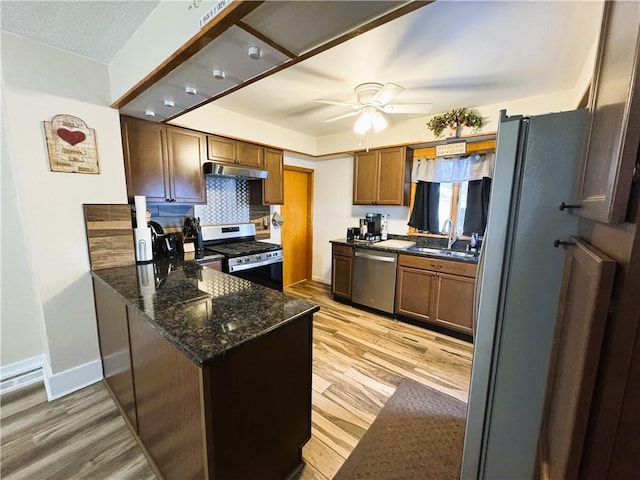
xmin=539 ymin=237 xmax=616 ymax=480
xmin=377 ymin=147 xmax=408 ymax=205
xmin=121 ymin=116 xmax=169 ymax=203
xmin=575 ymin=1 xmax=640 ymax=223
xmin=353 ymin=150 xmax=378 ymax=204
xmin=165 ymin=126 xmax=206 ymax=204
xmin=263 ymin=148 xmax=284 ymax=205
xmin=282 ymin=167 xmax=313 ymax=287
xmin=434 ymin=272 xmax=475 ymax=335
xmin=395 ymin=265 xmax=436 ymax=322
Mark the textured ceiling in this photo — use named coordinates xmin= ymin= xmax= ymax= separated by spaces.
xmin=0 ymin=0 xmax=159 ymax=63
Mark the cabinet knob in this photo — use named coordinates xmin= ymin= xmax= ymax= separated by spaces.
xmin=166 ymin=198 xmax=171 ymax=202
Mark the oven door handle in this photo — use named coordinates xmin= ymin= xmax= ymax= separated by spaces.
xmin=228 ymin=257 xmax=283 ymax=273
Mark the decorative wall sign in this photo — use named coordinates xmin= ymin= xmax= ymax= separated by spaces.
xmin=436 ymin=141 xmax=468 ymax=157
xmin=43 ymin=114 xmax=99 ymax=174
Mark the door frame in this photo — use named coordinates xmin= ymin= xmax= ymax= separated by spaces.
xmin=283 ymin=165 xmax=314 ymax=284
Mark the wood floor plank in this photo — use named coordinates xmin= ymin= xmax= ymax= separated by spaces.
xmin=0 ymin=280 xmax=472 ymax=480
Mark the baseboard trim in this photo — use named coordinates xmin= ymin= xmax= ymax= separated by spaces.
xmin=44 ymin=359 xmax=103 ymax=401
xmin=0 ymin=354 xmax=47 ymax=395
xmin=311 ymin=275 xmax=329 ymax=284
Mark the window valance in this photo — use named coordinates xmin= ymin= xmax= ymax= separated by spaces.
xmin=411 ymin=153 xmax=495 ymax=183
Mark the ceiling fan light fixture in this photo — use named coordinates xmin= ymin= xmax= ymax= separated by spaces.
xmin=372 ymin=111 xmax=387 ymax=133
xmin=353 ymin=110 xmax=372 ymax=135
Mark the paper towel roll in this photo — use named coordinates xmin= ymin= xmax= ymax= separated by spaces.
xmin=134 ymin=195 xmax=147 ymax=229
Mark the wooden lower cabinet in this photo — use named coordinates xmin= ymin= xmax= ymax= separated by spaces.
xmin=434 ymin=272 xmax=475 ymax=334
xmin=92 ymin=279 xmax=137 ymax=431
xmin=395 ymin=254 xmax=476 ymax=336
xmin=331 ymin=244 xmax=354 ymax=299
xmin=395 ymin=266 xmax=436 ymax=322
xmin=93 ymin=286 xmax=313 ymax=480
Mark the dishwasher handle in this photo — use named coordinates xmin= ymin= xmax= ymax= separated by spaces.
xmin=354 ymin=251 xmax=396 ymax=263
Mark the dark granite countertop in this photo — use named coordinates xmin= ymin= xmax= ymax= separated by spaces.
xmin=330 ymin=237 xmax=479 ymax=264
xmin=91 ymin=260 xmax=319 ymax=367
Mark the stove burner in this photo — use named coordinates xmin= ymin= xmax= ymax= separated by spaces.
xmin=204 ymin=241 xmax=282 ymax=258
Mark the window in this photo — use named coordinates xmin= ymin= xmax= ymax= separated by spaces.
xmin=438 ymin=182 xmax=469 ymax=235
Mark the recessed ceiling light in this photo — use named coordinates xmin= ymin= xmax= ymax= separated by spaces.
xmin=145 ymin=110 xmax=155 ymax=117
xmin=248 ymin=46 xmax=261 ymax=59
xmin=185 ymin=86 xmax=197 ymax=95
xmin=212 ymin=68 xmax=226 ymax=80
xmin=164 ymin=99 xmax=175 ymax=107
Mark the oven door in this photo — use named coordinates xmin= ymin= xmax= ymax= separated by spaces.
xmin=229 ymin=261 xmax=283 ymax=291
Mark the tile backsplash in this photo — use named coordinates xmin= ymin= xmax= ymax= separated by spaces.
xmin=194 ymin=176 xmax=250 ymax=225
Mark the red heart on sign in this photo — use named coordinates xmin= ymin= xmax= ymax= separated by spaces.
xmin=57 ymin=128 xmax=86 ymax=146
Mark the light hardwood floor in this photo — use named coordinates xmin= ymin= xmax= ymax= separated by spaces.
xmin=0 ymin=281 xmax=473 ymax=480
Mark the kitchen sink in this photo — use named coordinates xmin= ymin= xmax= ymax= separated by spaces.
xmin=443 ymin=250 xmax=478 ymax=259
xmin=409 ymin=246 xmax=478 ymax=259
xmin=409 ymin=247 xmax=444 ymax=254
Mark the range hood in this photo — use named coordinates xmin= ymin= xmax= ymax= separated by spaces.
xmin=203 ymin=161 xmax=269 ymax=180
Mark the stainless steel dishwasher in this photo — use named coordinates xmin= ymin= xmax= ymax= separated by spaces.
xmin=351 ymin=248 xmax=398 ymax=314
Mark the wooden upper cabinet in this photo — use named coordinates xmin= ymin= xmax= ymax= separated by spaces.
xmin=165 ymin=126 xmax=206 ymax=204
xmin=237 ymin=140 xmax=264 ymax=168
xmin=121 ymin=116 xmax=206 ymax=204
xmin=353 ymin=150 xmax=378 ymax=204
xmin=206 ymin=135 xmax=264 ymax=168
xmin=207 ymin=135 xmax=236 ymax=163
xmin=121 ymin=116 xmax=169 ymax=203
xmin=576 ymin=1 xmax=640 ymax=223
xmin=263 ymin=148 xmax=284 ymax=205
xmin=353 ymin=147 xmax=411 ymax=205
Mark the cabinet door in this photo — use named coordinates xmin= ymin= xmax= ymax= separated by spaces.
xmin=539 ymin=238 xmax=615 ymax=480
xmin=127 ymin=306 xmax=205 ymax=480
xmin=263 ymin=147 xmax=284 ymax=205
xmin=353 ymin=150 xmax=378 ymax=204
xmin=237 ymin=140 xmax=264 ymax=168
xmin=395 ymin=265 xmax=436 ymax=323
xmin=166 ymin=126 xmax=206 ymax=204
xmin=121 ymin=116 xmax=169 ymax=203
xmin=433 ymin=272 xmax=474 ymax=335
xmin=576 ymin=1 xmax=640 ymax=223
xmin=207 ymin=135 xmax=236 ymax=163
xmin=331 ymin=255 xmax=353 ymax=299
xmin=377 ymin=147 xmax=408 ymax=205
xmin=93 ymin=279 xmax=137 ymax=431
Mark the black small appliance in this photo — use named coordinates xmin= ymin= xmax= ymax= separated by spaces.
xmin=149 ymin=221 xmax=178 ymax=259
xmin=347 ymin=227 xmax=360 ymax=241
xmin=366 ymin=213 xmax=382 ymax=238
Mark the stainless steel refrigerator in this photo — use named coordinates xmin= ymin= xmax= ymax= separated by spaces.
xmin=461 ymin=109 xmax=588 ymax=479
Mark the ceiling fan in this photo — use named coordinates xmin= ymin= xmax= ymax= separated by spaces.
xmin=315 ymin=82 xmax=432 ymax=134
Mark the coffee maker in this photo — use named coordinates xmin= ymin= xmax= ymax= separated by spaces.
xmin=365 ymin=213 xmax=382 ymax=240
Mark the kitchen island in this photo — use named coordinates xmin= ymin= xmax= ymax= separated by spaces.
xmin=91 ymin=260 xmax=319 ymax=480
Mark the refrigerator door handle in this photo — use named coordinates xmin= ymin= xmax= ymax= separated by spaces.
xmin=473 ymin=242 xmax=487 ymax=338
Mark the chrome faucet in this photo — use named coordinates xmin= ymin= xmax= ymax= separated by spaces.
xmin=442 ymin=218 xmax=456 ymax=249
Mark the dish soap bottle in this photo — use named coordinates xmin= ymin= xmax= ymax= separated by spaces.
xmin=381 ymin=215 xmax=388 ymax=240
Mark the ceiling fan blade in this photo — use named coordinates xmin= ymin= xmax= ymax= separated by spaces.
xmin=314 ymin=99 xmax=360 ymax=110
xmin=382 ymin=103 xmax=433 ymax=114
xmin=371 ymin=82 xmax=405 ymax=106
xmin=323 ymin=111 xmax=360 ymax=123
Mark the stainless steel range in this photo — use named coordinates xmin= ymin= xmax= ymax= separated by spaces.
xmin=200 ymin=223 xmax=283 ymax=290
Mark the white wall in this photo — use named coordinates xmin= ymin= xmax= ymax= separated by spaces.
xmin=1 ymin=98 xmax=48 ymax=366
xmin=1 ymin=33 xmax=128 ymax=379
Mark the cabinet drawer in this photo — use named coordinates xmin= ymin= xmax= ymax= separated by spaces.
xmin=332 ymin=244 xmax=354 ymax=257
xmin=399 ymin=254 xmax=477 ymax=278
